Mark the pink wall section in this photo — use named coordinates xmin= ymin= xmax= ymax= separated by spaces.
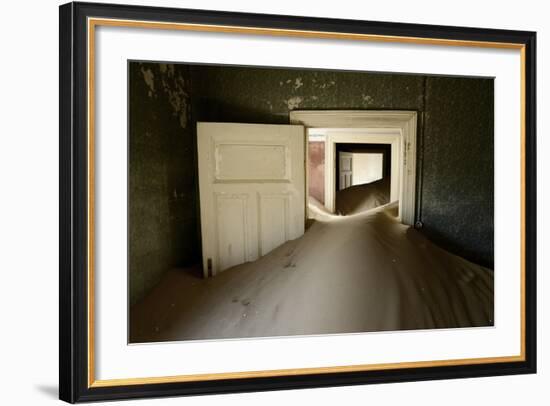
xmin=308 ymin=141 xmax=325 ymax=204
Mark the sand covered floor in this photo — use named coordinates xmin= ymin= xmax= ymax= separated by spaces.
xmin=336 ymin=178 xmax=390 ymax=215
xmin=130 ymin=203 xmax=494 ymax=343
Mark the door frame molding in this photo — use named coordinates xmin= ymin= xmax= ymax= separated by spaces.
xmin=290 ymin=110 xmax=417 ymax=225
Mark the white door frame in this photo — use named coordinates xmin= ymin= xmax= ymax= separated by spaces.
xmin=290 ymin=110 xmax=417 ymax=225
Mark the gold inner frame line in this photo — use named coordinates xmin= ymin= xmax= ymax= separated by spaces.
xmin=87 ymin=17 xmax=527 ymax=388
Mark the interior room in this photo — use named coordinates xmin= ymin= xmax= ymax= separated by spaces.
xmin=128 ymin=61 xmax=494 ymax=343
xmin=334 ymin=143 xmax=391 ymax=215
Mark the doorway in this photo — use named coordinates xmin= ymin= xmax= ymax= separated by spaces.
xmin=196 ymin=111 xmax=417 ymax=278
xmin=335 ymin=143 xmax=391 ymax=215
xmin=290 ymin=110 xmax=417 ymax=225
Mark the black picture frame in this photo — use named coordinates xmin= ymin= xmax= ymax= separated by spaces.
xmin=59 ymin=1 xmax=537 ymax=403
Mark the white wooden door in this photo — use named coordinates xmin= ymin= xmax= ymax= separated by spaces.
xmin=339 ymin=152 xmax=353 ymax=190
xmin=197 ymin=122 xmax=305 ymax=277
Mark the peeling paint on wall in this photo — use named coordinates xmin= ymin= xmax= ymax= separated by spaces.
xmin=362 ymin=94 xmax=374 ymax=105
xmin=139 ymin=63 xmax=191 ymax=129
xmin=285 ymin=96 xmax=303 ymax=110
xmin=158 ymin=65 xmax=190 ymax=129
xmin=140 ymin=67 xmax=155 ymax=97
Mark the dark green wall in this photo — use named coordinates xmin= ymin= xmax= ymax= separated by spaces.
xmin=129 ymin=62 xmax=198 ymax=306
xmin=192 ymin=66 xmax=425 ymax=124
xmin=421 ymin=77 xmax=494 ymax=267
xmin=129 ymin=62 xmax=494 ymax=305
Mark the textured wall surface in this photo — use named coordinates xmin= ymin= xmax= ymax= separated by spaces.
xmin=421 ymin=77 xmax=494 ymax=267
xmin=129 ymin=62 xmax=198 ymax=306
xmin=129 ymin=63 xmax=494 ymax=305
xmin=192 ymin=66 xmax=425 ymax=123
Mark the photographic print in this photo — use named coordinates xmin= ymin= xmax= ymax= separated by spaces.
xmin=59 ymin=2 xmax=535 ymax=402
xmin=128 ymin=62 xmax=494 ymax=343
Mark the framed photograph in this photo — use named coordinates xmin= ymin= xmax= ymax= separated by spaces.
xmin=59 ymin=1 xmax=536 ymax=403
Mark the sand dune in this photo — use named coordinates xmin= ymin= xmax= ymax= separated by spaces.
xmin=130 ymin=201 xmax=493 ymax=343
xmin=336 ymin=178 xmax=390 ymax=215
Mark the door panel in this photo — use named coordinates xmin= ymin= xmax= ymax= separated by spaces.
xmin=339 ymin=152 xmax=353 ymax=190
xmin=259 ymin=193 xmax=289 ymax=256
xmin=215 ymin=144 xmax=289 ymax=181
xmin=198 ymin=122 xmax=305 ymax=277
xmin=215 ymin=193 xmax=250 ymax=271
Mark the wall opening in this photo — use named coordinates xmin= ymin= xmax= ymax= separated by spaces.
xmin=333 ymin=143 xmax=391 ymax=215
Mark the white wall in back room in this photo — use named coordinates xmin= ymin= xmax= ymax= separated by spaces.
xmin=352 ymin=153 xmax=384 ymax=185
